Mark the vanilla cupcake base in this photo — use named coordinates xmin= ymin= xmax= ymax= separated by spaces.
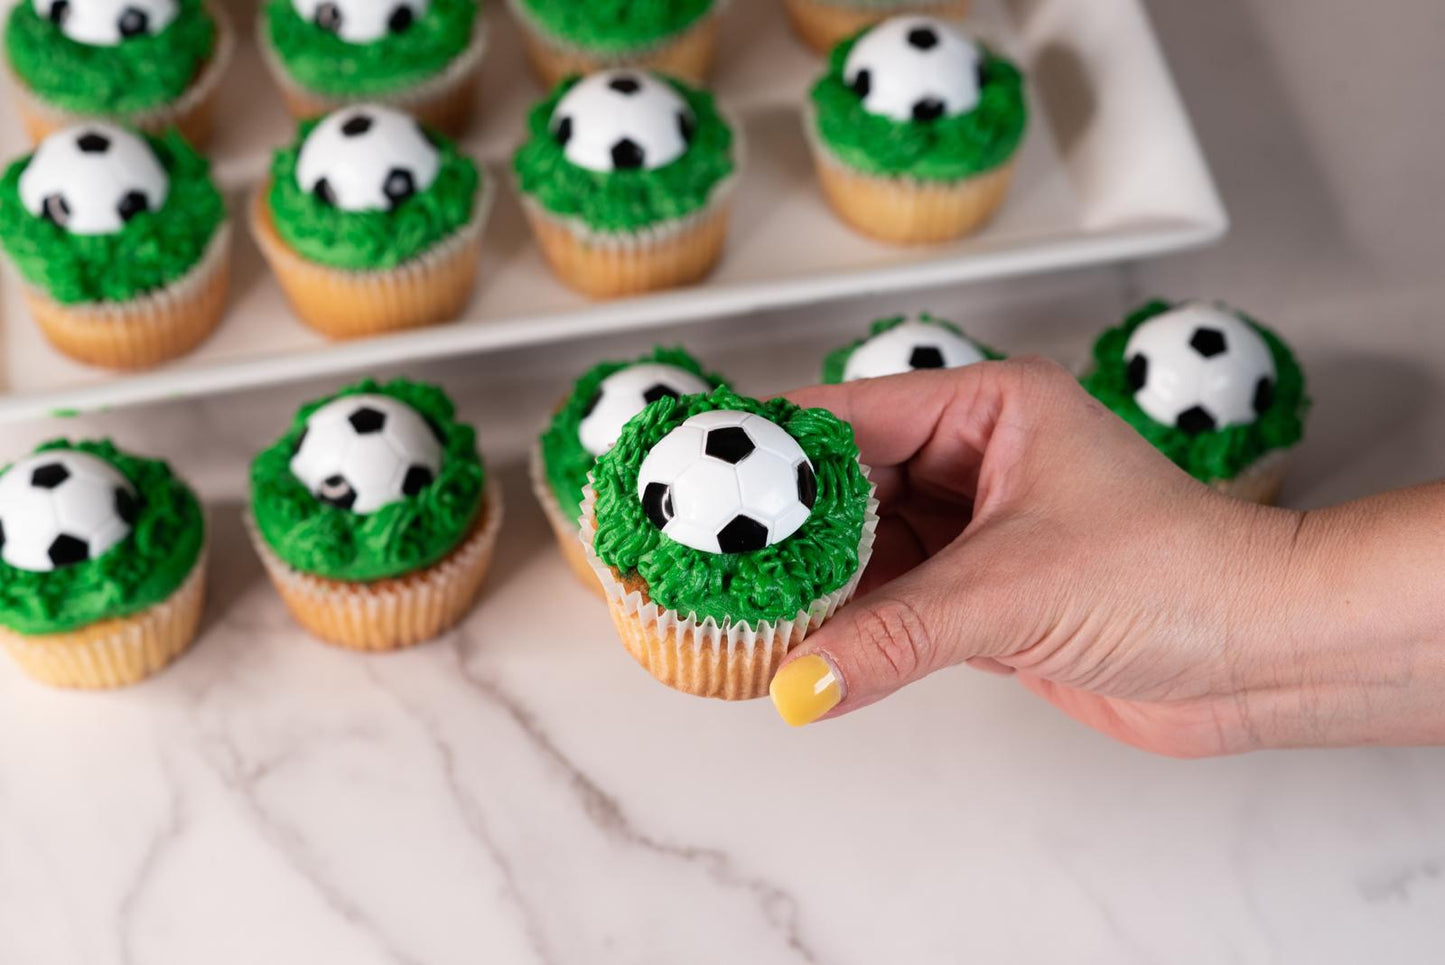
xmin=0 ymin=551 xmax=207 ymax=689
xmin=247 ymin=482 xmax=503 ymax=651
xmin=20 ymin=222 xmax=232 ymax=370
xmin=508 ymin=0 xmax=721 ymax=88
xmin=1213 ymin=450 xmax=1291 ymax=506
xmin=528 ymin=442 xmax=603 ymax=597
xmin=784 ymin=0 xmax=972 ymax=55
xmin=578 ymin=475 xmax=879 ymax=700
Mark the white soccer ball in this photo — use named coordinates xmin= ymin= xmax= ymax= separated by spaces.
xmin=843 ymin=316 xmax=988 ymax=381
xmin=33 ymin=0 xmax=178 ymax=47
xmin=636 ymin=410 xmax=817 ymax=555
xmin=18 ymin=123 xmax=168 ymax=235
xmin=843 ymin=16 xmax=984 ymax=123
xmin=0 ymin=450 xmax=138 ymax=572
xmin=550 ymin=70 xmax=696 ymax=173
xmin=289 ymin=394 xmax=445 ymax=514
xmin=578 ymin=363 xmax=711 ymax=457
xmin=1123 ymin=303 xmax=1278 ymax=434
xmin=291 ymin=0 xmax=428 ymax=44
xmin=296 ymin=105 xmax=440 ymax=212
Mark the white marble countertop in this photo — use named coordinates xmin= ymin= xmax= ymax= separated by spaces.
xmin=4 ymin=1 xmax=1445 ymax=962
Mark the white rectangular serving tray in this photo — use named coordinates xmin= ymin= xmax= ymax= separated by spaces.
xmin=0 ymin=0 xmax=1225 ymax=423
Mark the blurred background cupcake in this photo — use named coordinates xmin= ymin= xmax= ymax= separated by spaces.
xmin=784 ymin=0 xmax=971 ymax=56
xmin=3 ymin=0 xmax=232 ymax=146
xmin=513 ymin=69 xmax=739 ymax=297
xmin=251 ymin=104 xmax=487 ymax=338
xmin=259 ymin=0 xmax=485 ymax=136
xmin=0 ymin=439 xmax=207 ymax=689
xmin=508 ymin=0 xmax=721 ymax=88
xmin=822 ymin=311 xmax=1001 ymax=382
xmin=0 ymin=122 xmax=230 ymax=369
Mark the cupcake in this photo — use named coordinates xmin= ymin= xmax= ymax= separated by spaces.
xmin=248 ymin=378 xmax=501 ymax=651
xmin=259 ymin=0 xmax=485 ymax=137
xmin=513 ymin=69 xmax=739 ymax=298
xmin=784 ymin=0 xmax=971 ymax=56
xmin=0 ymin=123 xmax=231 ymax=369
xmin=0 ymin=440 xmax=207 ymax=689
xmin=1083 ymin=300 xmax=1309 ymax=505
xmin=534 ymin=346 xmax=728 ymax=595
xmin=3 ymin=0 xmax=232 ymax=146
xmin=581 ymin=387 xmax=877 ymax=699
xmin=508 ymin=0 xmax=721 ymax=88
xmin=822 ymin=311 xmax=1001 ymax=382
xmin=807 ymin=16 xmax=1027 ymax=244
xmin=251 ymin=104 xmax=487 ymax=339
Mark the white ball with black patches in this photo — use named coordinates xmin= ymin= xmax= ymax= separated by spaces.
xmin=550 ymin=70 xmax=696 ymax=173
xmin=33 ymin=0 xmax=177 ymax=47
xmin=636 ymin=411 xmax=817 ymax=555
xmin=289 ymin=395 xmax=445 ymax=514
xmin=0 ymin=451 xmax=139 ymax=572
xmin=19 ymin=123 xmax=168 ymax=235
xmin=844 ymin=16 xmax=985 ymax=123
xmin=296 ymin=105 xmax=440 ymax=213
xmin=843 ymin=317 xmax=988 ymax=381
xmin=578 ymin=364 xmax=711 ymax=457
xmin=291 ymin=0 xmax=428 ymax=44
xmin=1123 ymin=303 xmax=1278 ymax=435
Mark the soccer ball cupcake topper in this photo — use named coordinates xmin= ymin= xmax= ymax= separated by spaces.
xmin=0 ymin=450 xmax=138 ymax=572
xmin=289 ymin=394 xmax=444 ymax=514
xmin=292 ymin=0 xmax=428 ymax=43
xmin=19 ymin=123 xmax=168 ymax=235
xmin=843 ymin=16 xmax=985 ymax=123
xmin=550 ymin=70 xmax=697 ymax=173
xmin=578 ymin=363 xmax=711 ymax=457
xmin=844 ymin=316 xmax=988 ymax=381
xmin=34 ymin=0 xmax=178 ymax=46
xmin=296 ymin=105 xmax=441 ymax=212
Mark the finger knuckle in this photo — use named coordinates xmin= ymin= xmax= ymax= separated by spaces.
xmin=851 ymin=597 xmax=936 ymax=682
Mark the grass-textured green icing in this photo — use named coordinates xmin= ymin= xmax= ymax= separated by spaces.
xmin=1083 ymin=300 xmax=1309 ymax=483
xmin=513 ymin=75 xmax=734 ymax=232
xmin=541 ymin=346 xmax=728 ymax=526
xmin=821 ymin=312 xmax=1004 ymax=384
xmin=0 ymin=440 xmax=204 ymax=636
xmin=591 ymin=387 xmax=870 ymax=626
xmin=268 ymin=119 xmax=479 ymax=270
xmin=251 ymin=378 xmax=485 ymax=582
xmin=0 ymin=130 xmax=225 ymax=305
xmin=811 ymin=35 xmax=1027 ymax=181
xmin=517 ymin=0 xmax=712 ymax=52
xmin=5 ymin=0 xmax=215 ymax=114
xmin=264 ymin=0 xmax=476 ymax=97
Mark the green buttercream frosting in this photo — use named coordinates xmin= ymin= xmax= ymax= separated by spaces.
xmin=513 ymin=75 xmax=735 ymax=232
xmin=516 ymin=0 xmax=712 ymax=51
xmin=5 ymin=0 xmax=215 ymax=115
xmin=821 ymin=312 xmax=1004 ymax=384
xmin=0 ymin=130 xmax=225 ymax=305
xmin=267 ymin=119 xmax=479 ymax=270
xmin=541 ymin=346 xmax=728 ymax=526
xmin=1083 ymin=300 xmax=1310 ymax=483
xmin=591 ymin=387 xmax=871 ymax=626
xmin=0 ymin=440 xmax=204 ymax=636
xmin=811 ymin=35 xmax=1027 ymax=181
xmin=250 ymin=378 xmax=486 ymax=582
xmin=263 ymin=0 xmax=476 ymax=97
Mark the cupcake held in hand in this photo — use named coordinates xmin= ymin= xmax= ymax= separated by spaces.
xmin=4 ymin=0 xmax=232 ymax=146
xmin=784 ymin=0 xmax=972 ymax=56
xmin=1083 ymin=300 xmax=1309 ymax=505
xmin=582 ymin=387 xmax=877 ymax=700
xmin=807 ymin=16 xmax=1027 ymax=243
xmin=514 ymin=69 xmax=739 ymax=297
xmin=248 ymin=378 xmax=502 ymax=650
xmin=260 ymin=0 xmax=485 ymax=136
xmin=509 ymin=0 xmax=721 ymax=88
xmin=0 ymin=123 xmax=230 ymax=369
xmin=251 ymin=104 xmax=487 ymax=338
xmin=534 ymin=346 xmax=727 ymax=594
xmin=822 ymin=311 xmax=1000 ymax=382
xmin=0 ymin=440 xmax=207 ymax=689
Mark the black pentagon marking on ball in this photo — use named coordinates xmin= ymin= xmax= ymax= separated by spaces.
xmin=608 ymin=75 xmax=642 ymax=95
xmin=909 ymin=346 xmax=945 ymax=369
xmin=907 ymin=26 xmax=940 ymax=50
xmin=388 ymin=4 xmax=414 ymax=32
xmin=318 ymin=475 xmax=358 ymax=510
xmin=718 ymin=515 xmax=769 ymax=554
xmin=116 ymin=190 xmax=149 ymax=222
xmin=348 ymin=406 xmax=387 ymax=434
xmin=293 ymin=426 xmax=309 ymax=455
xmin=341 ymin=114 xmax=374 ymax=137
xmin=1125 ymin=354 xmax=1149 ymax=393
xmin=553 ymin=116 xmax=573 ymax=147
xmin=30 ymin=463 xmax=69 ymax=489
xmin=315 ymin=2 xmax=343 ymax=33
xmin=41 ymin=194 xmax=71 ymax=227
xmin=383 ymin=169 xmax=417 ymax=207
xmin=976 ymin=61 xmax=990 ymax=88
xmin=117 ymin=7 xmax=150 ymax=38
xmin=402 ymin=465 xmax=435 ymax=497
xmin=1253 ymin=376 xmax=1275 ymax=416
xmin=641 ymin=482 xmax=674 ymax=531
xmin=1189 ymin=327 xmax=1228 ymax=358
xmin=796 ymin=462 xmax=817 ymax=510
xmin=580 ymin=388 xmax=602 ymax=419
xmin=47 ymin=0 xmax=69 ymax=27
xmin=1176 ymin=406 xmax=1217 ymax=436
xmin=912 ymin=98 xmax=946 ymax=122
xmin=76 ymin=131 xmax=111 ymax=153
xmin=313 ymin=177 xmax=338 ymax=207
xmin=678 ymin=110 xmax=696 ymax=145
xmin=0 ymin=519 xmax=5 ymax=555
xmin=114 ymin=486 xmax=140 ymax=526
xmin=48 ymin=534 xmax=90 ymax=568
xmin=642 ymin=384 xmax=681 ymax=405
xmin=849 ymin=68 xmax=872 ymax=100
xmin=611 ymin=139 xmax=645 ymax=170
xmin=704 ymin=426 xmax=755 ymax=464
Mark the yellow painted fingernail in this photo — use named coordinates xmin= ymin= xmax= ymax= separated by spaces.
xmin=770 ymin=655 xmax=842 ymax=727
